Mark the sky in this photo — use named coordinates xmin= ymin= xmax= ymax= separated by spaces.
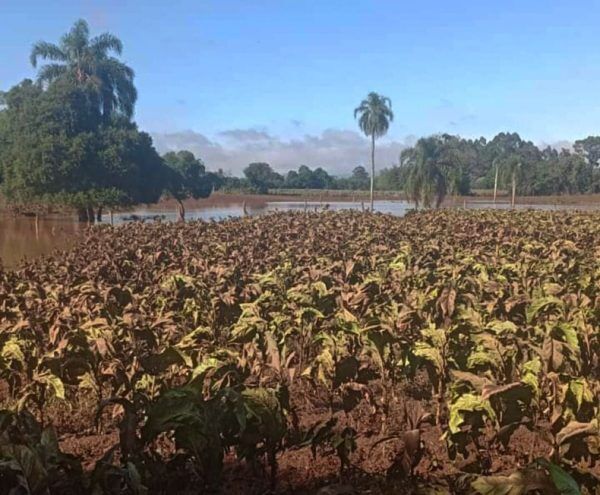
xmin=2 ymin=0 xmax=600 ymax=174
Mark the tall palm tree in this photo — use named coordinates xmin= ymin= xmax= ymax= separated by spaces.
xmin=354 ymin=92 xmax=394 ymax=211
xmin=30 ymin=19 xmax=137 ymax=119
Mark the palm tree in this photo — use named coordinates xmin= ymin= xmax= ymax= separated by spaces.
xmin=30 ymin=19 xmax=137 ymax=119
xmin=405 ymin=137 xmax=448 ymax=209
xmin=354 ymin=92 xmax=394 ymax=211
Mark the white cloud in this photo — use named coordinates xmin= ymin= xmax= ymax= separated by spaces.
xmin=151 ymin=128 xmax=415 ymax=176
xmin=536 ymin=140 xmax=573 ymax=152
xmin=218 ymin=128 xmax=273 ymax=142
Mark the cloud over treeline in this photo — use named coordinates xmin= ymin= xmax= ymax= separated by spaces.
xmin=151 ymin=128 xmax=415 ymax=176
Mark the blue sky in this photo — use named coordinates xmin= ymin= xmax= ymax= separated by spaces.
xmin=3 ymin=1 xmax=600 ymax=173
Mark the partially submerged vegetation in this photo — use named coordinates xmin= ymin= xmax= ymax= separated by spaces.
xmin=0 ymin=210 xmax=598 ymax=493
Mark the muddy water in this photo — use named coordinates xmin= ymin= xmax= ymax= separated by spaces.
xmin=2 ymin=197 xmax=599 ymax=269
xmin=0 ymin=215 xmax=82 ymax=268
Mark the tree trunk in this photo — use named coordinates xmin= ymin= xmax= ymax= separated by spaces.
xmin=493 ymin=164 xmax=499 ymax=206
xmin=87 ymin=207 xmax=95 ymax=224
xmin=370 ymin=133 xmax=375 ymax=212
xmin=96 ymin=207 xmax=103 ymax=223
xmin=511 ymin=172 xmax=516 ymax=209
xmin=176 ymin=199 xmax=185 ymax=222
xmin=77 ymin=208 xmax=89 ymax=223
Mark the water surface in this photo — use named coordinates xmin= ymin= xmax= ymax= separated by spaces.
xmin=2 ymin=198 xmax=599 ymax=268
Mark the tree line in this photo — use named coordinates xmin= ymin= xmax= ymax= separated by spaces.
xmin=215 ymin=163 xmax=371 ymax=194
xmin=2 ymin=20 xmax=600 ymax=220
xmin=380 ymin=132 xmax=600 ymax=207
xmin=229 ymin=132 xmax=600 ymax=208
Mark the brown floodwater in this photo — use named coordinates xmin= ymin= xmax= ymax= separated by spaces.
xmin=2 ymin=195 xmax=600 ymax=269
xmin=0 ymin=215 xmax=82 ymax=269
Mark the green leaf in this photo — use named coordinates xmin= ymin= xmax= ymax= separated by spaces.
xmin=526 ymin=296 xmax=562 ymax=323
xmin=567 ymin=379 xmax=593 ymax=411
xmin=40 ymin=427 xmax=60 ymax=454
xmin=486 ymin=320 xmax=518 ymax=334
xmin=536 ymin=459 xmax=581 ymax=495
xmin=0 ymin=444 xmax=48 ymax=494
xmin=36 ymin=372 xmax=65 ymax=400
xmin=1 ymin=338 xmax=25 ymax=365
xmin=126 ymin=461 xmax=148 ymax=495
xmin=448 ymin=393 xmax=496 ymax=435
xmin=414 ymin=342 xmax=443 ymax=373
xmin=555 ymin=324 xmax=579 ymax=350
xmin=191 ymin=356 xmax=222 ymax=380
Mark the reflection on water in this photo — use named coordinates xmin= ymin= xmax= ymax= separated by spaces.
xmin=2 ymin=199 xmax=600 ymax=269
xmin=0 ymin=215 xmax=82 ymax=268
xmin=112 ymin=200 xmax=413 ymax=223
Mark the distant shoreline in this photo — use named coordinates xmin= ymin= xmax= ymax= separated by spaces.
xmin=2 ymin=190 xmax=600 ymax=220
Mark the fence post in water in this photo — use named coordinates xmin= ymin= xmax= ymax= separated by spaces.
xmin=242 ymin=201 xmax=248 ymax=216
xmin=304 ymin=199 xmax=307 ymax=213
xmin=110 ymin=210 xmax=114 ymax=226
xmin=34 ymin=213 xmax=39 ymax=240
xmin=361 ymin=201 xmax=365 ymax=213
xmin=463 ymin=198 xmax=467 ymax=210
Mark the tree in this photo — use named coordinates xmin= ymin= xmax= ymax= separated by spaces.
xmin=405 ymin=137 xmax=448 ymax=208
xmin=284 ymin=170 xmax=300 ymax=188
xmin=354 ymin=92 xmax=394 ymax=210
xmin=312 ymin=167 xmax=333 ymax=189
xmin=375 ymin=165 xmax=405 ymax=191
xmin=296 ymin=165 xmax=315 ymax=189
xmin=163 ymin=150 xmax=213 ymax=221
xmin=282 ymin=165 xmax=334 ymax=189
xmin=349 ymin=166 xmax=370 ymax=190
xmin=243 ymin=162 xmax=283 ymax=194
xmin=574 ymin=136 xmax=600 ymax=168
xmin=30 ymin=19 xmax=136 ymax=119
xmin=0 ymin=78 xmax=165 ymax=221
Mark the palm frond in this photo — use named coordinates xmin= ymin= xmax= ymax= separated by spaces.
xmin=30 ymin=19 xmax=136 ymax=120
xmin=96 ymin=58 xmax=137 ymax=118
xmin=61 ymin=19 xmax=90 ymax=58
xmin=36 ymin=64 xmax=69 ymax=84
xmin=353 ymin=92 xmax=393 ymax=138
xmin=30 ymin=42 xmax=66 ymax=67
xmin=91 ymin=33 xmax=123 ymax=56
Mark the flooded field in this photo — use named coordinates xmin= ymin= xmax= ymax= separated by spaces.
xmin=2 ymin=195 xmax=600 ymax=268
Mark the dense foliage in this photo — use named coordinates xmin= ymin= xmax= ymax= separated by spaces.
xmin=0 ymin=78 xmax=165 ymax=220
xmin=225 ymin=132 xmax=600 ymax=202
xmin=243 ymin=162 xmax=285 ymax=194
xmin=378 ymin=132 xmax=600 ymax=198
xmin=162 ymin=151 xmax=214 ymax=220
xmin=0 ymin=211 xmax=598 ymax=493
xmin=225 ymin=163 xmax=370 ymax=194
xmin=0 ymin=20 xmax=211 ymax=221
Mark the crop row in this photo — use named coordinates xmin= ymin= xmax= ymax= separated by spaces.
xmin=0 ymin=210 xmax=598 ymax=493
